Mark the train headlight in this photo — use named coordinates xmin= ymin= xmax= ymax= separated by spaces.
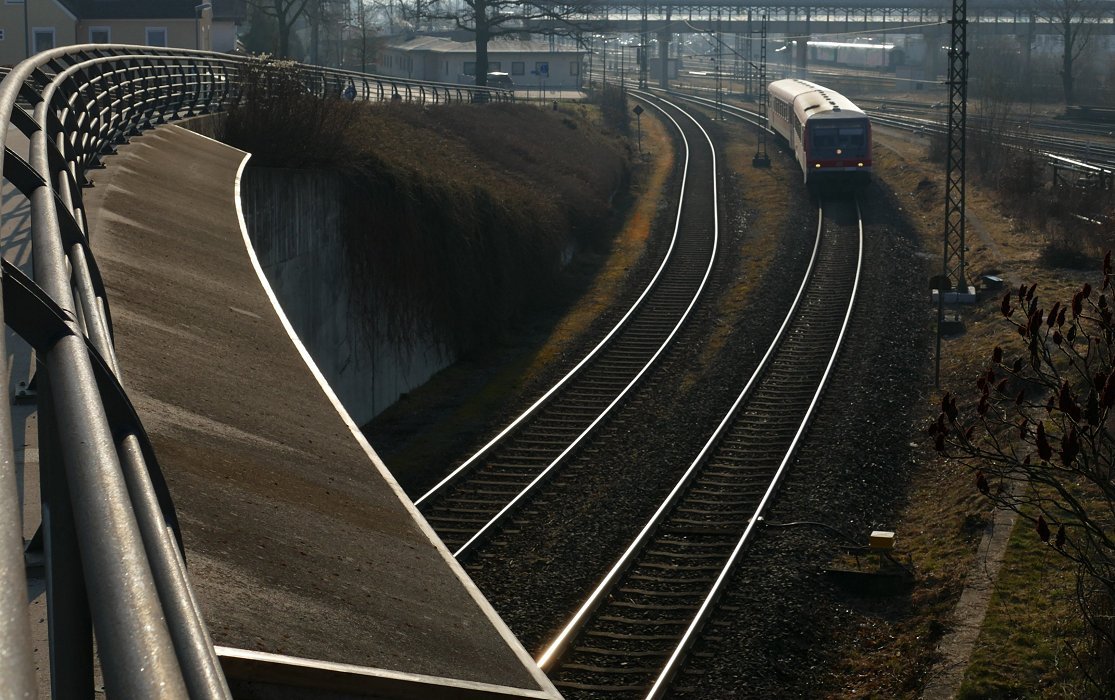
xmin=814 ymin=163 xmax=821 ymax=168
xmin=836 ymin=148 xmax=843 ymax=155
xmin=858 ymin=162 xmax=864 ymax=167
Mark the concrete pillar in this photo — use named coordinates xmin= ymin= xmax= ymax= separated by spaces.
xmin=1024 ymin=12 xmax=1035 ymax=94
xmin=796 ymin=36 xmax=809 ymax=74
xmin=927 ymin=25 xmax=950 ymax=83
xmin=658 ymin=28 xmax=671 ymax=88
xmin=796 ymin=10 xmax=811 ymax=74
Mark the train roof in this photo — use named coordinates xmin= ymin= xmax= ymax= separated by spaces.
xmin=769 ymin=79 xmax=866 ymax=119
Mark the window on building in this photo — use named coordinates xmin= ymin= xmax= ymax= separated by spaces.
xmin=0 ymin=30 xmax=6 ymax=41
xmin=89 ymin=27 xmax=110 ymax=44
xmin=145 ymin=27 xmax=167 ymax=47
xmin=463 ymin=61 xmax=476 ymax=76
xmin=488 ymin=62 xmax=500 ymax=72
xmin=535 ymin=61 xmax=549 ymax=77
xmin=511 ymin=61 xmax=524 ymax=76
xmin=570 ymin=61 xmax=579 ymax=76
xmin=32 ymin=28 xmax=54 ymax=53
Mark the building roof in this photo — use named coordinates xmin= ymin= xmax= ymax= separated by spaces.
xmin=389 ymin=36 xmax=583 ymax=55
xmin=60 ymin=0 xmax=246 ymax=21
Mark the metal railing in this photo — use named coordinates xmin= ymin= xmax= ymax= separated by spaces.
xmin=0 ymin=45 xmax=509 ymax=698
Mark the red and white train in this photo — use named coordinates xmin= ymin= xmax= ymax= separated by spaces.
xmin=768 ymin=79 xmax=872 ymax=188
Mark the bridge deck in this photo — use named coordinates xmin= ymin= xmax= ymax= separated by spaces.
xmin=76 ymin=124 xmax=557 ymax=698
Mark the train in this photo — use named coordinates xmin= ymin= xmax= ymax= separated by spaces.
xmin=776 ymin=37 xmax=926 ymax=72
xmin=767 ymin=78 xmax=872 ymax=188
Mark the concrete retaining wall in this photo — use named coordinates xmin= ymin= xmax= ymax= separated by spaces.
xmin=240 ymin=168 xmax=450 ymax=425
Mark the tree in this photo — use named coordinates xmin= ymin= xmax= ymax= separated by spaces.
xmin=247 ymin=0 xmax=313 ymax=58
xmin=1032 ymin=0 xmax=1101 ymax=105
xmin=347 ymin=0 xmax=379 ymax=73
xmin=422 ymin=0 xmax=589 ymax=87
xmin=930 ymin=253 xmax=1115 ymax=682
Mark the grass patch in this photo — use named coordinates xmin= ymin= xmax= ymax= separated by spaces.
xmin=520 ymin=101 xmax=674 ymax=376
xmin=958 ymin=519 xmax=1087 ymax=699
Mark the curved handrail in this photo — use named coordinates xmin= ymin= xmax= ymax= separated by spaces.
xmin=0 ymin=45 xmax=511 ymax=697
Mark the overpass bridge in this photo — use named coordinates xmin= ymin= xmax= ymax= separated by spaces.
xmin=539 ymin=0 xmax=1115 ymax=89
xmin=562 ymin=0 xmax=1115 ymax=33
xmin=0 ymin=46 xmax=556 ymax=699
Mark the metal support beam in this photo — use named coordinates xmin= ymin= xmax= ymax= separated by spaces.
xmin=640 ymin=1 xmax=649 ymax=88
xmin=753 ymin=13 xmax=771 ymax=167
xmin=943 ymin=0 xmax=968 ymax=291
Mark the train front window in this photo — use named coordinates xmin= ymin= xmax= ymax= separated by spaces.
xmin=809 ymin=123 xmax=867 ymax=156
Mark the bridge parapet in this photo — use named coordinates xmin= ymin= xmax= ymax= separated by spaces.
xmin=0 ymin=46 xmax=517 ymax=698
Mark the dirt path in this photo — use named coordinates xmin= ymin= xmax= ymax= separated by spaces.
xmin=920 ymin=504 xmax=1017 ymax=698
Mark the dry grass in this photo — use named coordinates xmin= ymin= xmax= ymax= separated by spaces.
xmin=958 ymin=519 xmax=1087 ymax=699
xmin=846 ymin=124 xmax=1102 ymax=697
xmin=520 ymin=104 xmax=673 ymax=375
xmin=222 ymin=75 xmax=632 ymax=356
xmin=356 ymin=102 xmax=672 ymax=494
xmin=679 ymin=120 xmax=798 ymax=391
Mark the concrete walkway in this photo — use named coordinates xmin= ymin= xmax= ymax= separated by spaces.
xmin=11 ymin=123 xmax=559 ymax=697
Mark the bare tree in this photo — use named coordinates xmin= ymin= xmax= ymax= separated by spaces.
xmin=930 ymin=254 xmax=1115 ymax=680
xmin=247 ymin=0 xmax=313 ymax=58
xmin=348 ymin=0 xmax=380 ymax=72
xmin=1032 ymin=0 xmax=1101 ymax=105
xmin=422 ymin=0 xmax=588 ymax=87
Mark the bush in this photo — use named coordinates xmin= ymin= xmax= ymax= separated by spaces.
xmin=221 ymin=57 xmax=358 ymax=167
xmin=595 ymin=83 xmax=630 ymax=135
xmin=220 ymin=74 xmax=632 ymax=357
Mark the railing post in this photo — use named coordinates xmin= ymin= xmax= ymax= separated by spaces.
xmin=0 ymin=304 xmax=35 ymax=700
xmin=38 ymin=369 xmax=95 ymax=698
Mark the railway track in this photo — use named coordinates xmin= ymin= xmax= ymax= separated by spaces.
xmin=538 ymin=197 xmax=864 ymax=699
xmin=414 ymin=93 xmax=721 ymax=558
xmin=659 ymin=78 xmax=1115 ymax=170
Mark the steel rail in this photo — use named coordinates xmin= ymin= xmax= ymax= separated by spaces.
xmin=535 ymin=196 xmax=826 ymax=674
xmin=646 ymin=198 xmax=863 ymax=698
xmin=419 ymin=92 xmax=720 ymax=560
xmin=413 ymin=95 xmax=693 ymax=508
xmin=0 ymin=44 xmax=509 ymax=697
xmin=651 ymin=86 xmax=768 ymax=130
xmin=537 ymin=200 xmax=864 ymax=698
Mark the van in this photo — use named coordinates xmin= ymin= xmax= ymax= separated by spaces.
xmin=487 ymin=72 xmax=514 ymax=91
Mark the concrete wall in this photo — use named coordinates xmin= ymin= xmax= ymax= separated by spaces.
xmin=240 ymin=168 xmax=451 ymax=425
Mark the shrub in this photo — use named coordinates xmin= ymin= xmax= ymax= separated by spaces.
xmin=220 ymin=74 xmax=632 ymax=357
xmin=595 ymin=83 xmax=630 ymax=135
xmin=221 ymin=57 xmax=358 ymax=167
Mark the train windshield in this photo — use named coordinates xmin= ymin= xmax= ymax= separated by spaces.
xmin=809 ymin=122 xmax=868 ymax=157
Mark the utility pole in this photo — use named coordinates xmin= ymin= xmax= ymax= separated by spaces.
xmin=753 ymin=14 xmax=770 ymax=167
xmin=936 ymin=0 xmax=970 ymax=386
xmin=715 ymin=7 xmax=723 ymax=119
xmin=943 ymin=0 xmax=969 ymax=293
xmin=639 ymin=0 xmax=648 ymax=89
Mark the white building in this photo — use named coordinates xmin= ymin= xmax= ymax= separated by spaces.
xmin=379 ymin=35 xmax=584 ymax=90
